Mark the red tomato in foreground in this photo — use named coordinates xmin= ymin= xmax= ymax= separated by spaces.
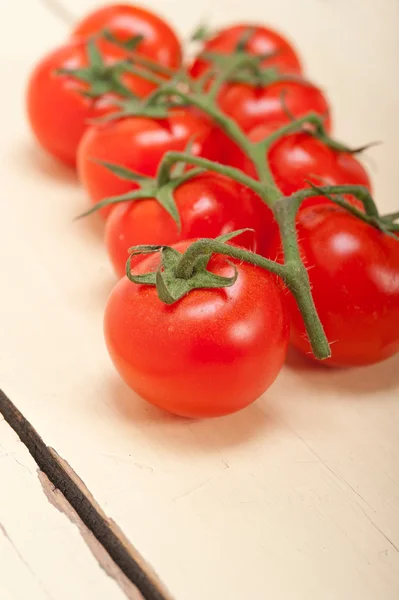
xmin=78 ymin=109 xmax=224 ymax=217
xmin=104 ymin=239 xmax=289 ymax=417
xmin=190 ymin=23 xmax=302 ymax=78
xmin=26 ymin=41 xmax=155 ymax=166
xmin=270 ymin=205 xmax=399 ymax=367
xmin=72 ymin=3 xmax=182 ymax=68
xmin=217 ymin=80 xmax=330 ymax=134
xmin=105 ymin=173 xmax=272 ymax=277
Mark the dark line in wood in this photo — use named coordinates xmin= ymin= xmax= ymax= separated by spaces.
xmin=0 ymin=389 xmax=169 ymax=600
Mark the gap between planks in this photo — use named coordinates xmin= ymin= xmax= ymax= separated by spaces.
xmin=0 ymin=388 xmax=174 ymax=600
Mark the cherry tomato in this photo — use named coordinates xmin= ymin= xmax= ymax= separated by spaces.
xmin=190 ymin=23 xmax=302 ymax=79
xmin=105 ymin=172 xmax=271 ymax=277
xmin=72 ymin=3 xmax=182 ymax=68
xmin=26 ymin=41 xmax=155 ymax=166
xmin=268 ymin=132 xmax=370 ymax=195
xmin=217 ymin=79 xmax=330 ymax=134
xmin=241 ymin=127 xmax=370 ymax=191
xmin=77 ymin=108 xmax=225 ymax=217
xmin=270 ymin=205 xmax=399 ymax=367
xmin=104 ymin=239 xmax=289 ymax=417
xmin=235 ymin=127 xmax=371 ymax=216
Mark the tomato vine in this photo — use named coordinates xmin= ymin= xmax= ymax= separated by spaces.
xmin=79 ymin=32 xmax=399 ymax=361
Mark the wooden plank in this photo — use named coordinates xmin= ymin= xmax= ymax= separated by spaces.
xmin=0 ymin=416 xmax=132 ymax=600
xmin=0 ymin=391 xmax=174 ymax=600
xmin=1 ymin=1 xmax=399 ymax=599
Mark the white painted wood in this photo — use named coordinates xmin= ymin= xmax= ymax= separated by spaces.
xmin=1 ymin=1 xmax=399 ymax=599
xmin=0 ymin=416 xmax=129 ymax=600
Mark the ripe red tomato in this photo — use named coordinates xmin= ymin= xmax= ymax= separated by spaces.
xmin=242 ymin=127 xmax=370 ymax=192
xmin=190 ymin=23 xmax=302 ymax=79
xmin=26 ymin=41 xmax=155 ymax=166
xmin=268 ymin=132 xmax=370 ymax=195
xmin=105 ymin=172 xmax=272 ymax=277
xmin=217 ymin=79 xmax=330 ymax=134
xmin=72 ymin=3 xmax=182 ymax=68
xmin=236 ymin=127 xmax=371 ymax=215
xmin=77 ymin=108 xmax=225 ymax=217
xmin=104 ymin=239 xmax=289 ymax=417
xmin=270 ymin=205 xmax=399 ymax=367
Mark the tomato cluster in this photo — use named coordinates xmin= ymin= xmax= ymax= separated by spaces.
xmin=27 ymin=4 xmax=399 ymax=418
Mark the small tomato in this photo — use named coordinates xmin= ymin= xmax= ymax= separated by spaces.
xmin=104 ymin=239 xmax=289 ymax=417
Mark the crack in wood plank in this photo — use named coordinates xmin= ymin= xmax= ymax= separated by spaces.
xmin=0 ymin=388 xmax=174 ymax=600
xmin=286 ymin=426 xmax=399 ymax=553
xmin=38 ymin=471 xmax=145 ymax=600
xmin=0 ymin=522 xmax=54 ymax=599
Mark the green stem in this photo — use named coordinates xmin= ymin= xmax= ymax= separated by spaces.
xmin=285 ymin=274 xmax=331 ymax=360
xmin=259 ymin=111 xmax=369 ymax=156
xmin=125 ymin=64 xmax=165 ymax=86
xmin=175 ymin=239 xmax=285 ymax=279
xmin=259 ymin=112 xmax=325 ymax=150
xmin=174 ymin=238 xmax=330 ymax=359
xmin=146 ymin=85 xmax=277 ymax=197
xmin=128 ymin=54 xmax=176 ymax=78
xmin=149 ymin=86 xmax=250 ymax=148
xmin=156 ymin=152 xmax=263 ymax=195
xmin=272 ymin=197 xmax=331 ymax=359
xmin=207 ymin=54 xmax=249 ymax=100
xmin=290 ymin=184 xmax=380 ymax=218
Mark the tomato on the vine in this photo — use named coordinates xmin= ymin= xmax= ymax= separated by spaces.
xmin=26 ymin=40 xmax=155 ymax=166
xmin=236 ymin=126 xmax=371 ymax=214
xmin=217 ymin=79 xmax=330 ymax=134
xmin=267 ymin=132 xmax=370 ymax=196
xmin=71 ymin=3 xmax=182 ymax=68
xmin=270 ymin=205 xmax=399 ymax=367
xmin=190 ymin=23 xmax=302 ymax=79
xmin=77 ymin=108 xmax=226 ymax=217
xmin=105 ymin=172 xmax=271 ymax=277
xmin=104 ymin=239 xmax=289 ymax=417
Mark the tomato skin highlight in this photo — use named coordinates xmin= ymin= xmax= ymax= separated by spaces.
xmin=26 ymin=41 xmax=155 ymax=167
xmin=71 ymin=3 xmax=182 ymax=68
xmin=270 ymin=205 xmax=399 ymax=367
xmin=77 ymin=109 xmax=226 ymax=218
xmin=190 ymin=23 xmax=302 ymax=78
xmin=217 ymin=80 xmax=330 ymax=134
xmin=105 ymin=173 xmax=272 ymax=277
xmin=104 ymin=240 xmax=289 ymax=418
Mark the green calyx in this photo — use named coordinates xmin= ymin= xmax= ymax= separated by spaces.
xmin=196 ymin=50 xmax=281 ymax=91
xmin=76 ymin=159 xmax=206 ymax=228
xmin=101 ymin=30 xmax=144 ymax=53
xmin=258 ymin=111 xmax=376 ymax=157
xmin=126 ymin=231 xmax=253 ymax=304
xmin=193 ymin=24 xmax=284 ymax=90
xmin=296 ymin=183 xmax=399 ymax=238
xmin=56 ymin=39 xmax=136 ymax=99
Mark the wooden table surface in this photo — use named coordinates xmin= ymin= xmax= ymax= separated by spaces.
xmin=1 ymin=1 xmax=399 ymax=599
